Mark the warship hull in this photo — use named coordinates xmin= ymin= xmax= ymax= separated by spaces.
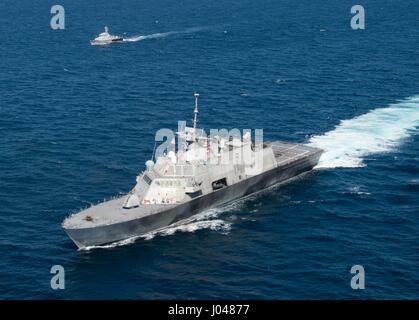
xmin=64 ymin=142 xmax=322 ymax=249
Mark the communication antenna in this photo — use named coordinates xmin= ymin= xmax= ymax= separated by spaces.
xmin=193 ymin=93 xmax=199 ymax=131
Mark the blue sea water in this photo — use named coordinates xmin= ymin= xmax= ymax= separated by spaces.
xmin=0 ymin=0 xmax=418 ymax=299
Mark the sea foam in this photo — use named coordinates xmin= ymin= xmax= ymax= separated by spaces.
xmin=308 ymin=96 xmax=419 ymax=168
xmin=123 ymin=26 xmax=207 ymax=42
xmin=80 ymin=205 xmax=234 ymax=251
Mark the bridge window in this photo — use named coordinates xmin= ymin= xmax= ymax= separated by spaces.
xmin=143 ymin=174 xmax=152 ymax=185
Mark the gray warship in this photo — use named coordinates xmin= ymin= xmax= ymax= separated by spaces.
xmin=63 ymin=94 xmax=322 ymax=248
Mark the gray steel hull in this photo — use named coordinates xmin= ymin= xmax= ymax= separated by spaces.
xmin=64 ymin=150 xmax=321 ymax=248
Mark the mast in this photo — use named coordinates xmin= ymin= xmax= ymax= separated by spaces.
xmin=192 ymin=93 xmax=199 ymax=142
xmin=193 ymin=93 xmax=199 ymax=131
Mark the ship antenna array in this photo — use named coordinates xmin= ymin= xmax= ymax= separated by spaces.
xmin=193 ymin=93 xmax=199 ymax=131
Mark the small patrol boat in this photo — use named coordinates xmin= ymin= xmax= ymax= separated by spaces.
xmin=90 ymin=26 xmax=124 ymax=45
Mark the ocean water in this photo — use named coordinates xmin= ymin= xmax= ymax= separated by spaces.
xmin=0 ymin=0 xmax=418 ymax=299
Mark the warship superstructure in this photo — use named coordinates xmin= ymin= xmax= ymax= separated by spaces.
xmin=63 ymin=94 xmax=322 ymax=248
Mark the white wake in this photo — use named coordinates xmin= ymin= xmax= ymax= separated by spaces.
xmin=80 ymin=206 xmax=235 ymax=251
xmin=123 ymin=26 xmax=206 ymax=42
xmin=308 ymin=96 xmax=419 ymax=168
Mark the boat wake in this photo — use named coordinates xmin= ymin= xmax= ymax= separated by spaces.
xmin=141 ymin=217 xmax=231 ymax=240
xmin=123 ymin=26 xmax=207 ymax=43
xmin=308 ymin=96 xmax=419 ymax=168
xmin=80 ymin=206 xmax=235 ymax=251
